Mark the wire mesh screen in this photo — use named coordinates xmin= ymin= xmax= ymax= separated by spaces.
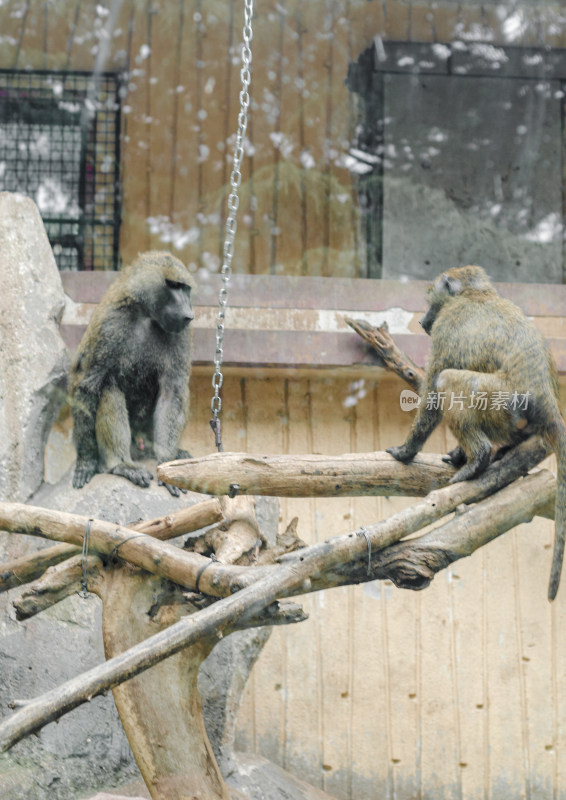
xmin=0 ymin=70 xmax=122 ymax=270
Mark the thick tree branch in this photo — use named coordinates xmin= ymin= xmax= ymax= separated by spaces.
xmin=0 ymin=498 xmax=224 ymax=593
xmin=158 ymin=450 xmax=456 ymax=496
xmin=0 ymin=503 xmax=255 ymax=598
xmin=6 ymin=435 xmax=551 ymax=620
xmin=331 ymin=470 xmax=554 ymax=591
xmin=0 ymin=442 xmax=555 ymax=751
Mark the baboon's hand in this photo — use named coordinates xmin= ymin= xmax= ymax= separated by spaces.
xmin=73 ymin=459 xmax=97 ymax=489
xmin=158 ymin=478 xmax=187 ymax=497
xmin=386 ymin=445 xmax=416 ymax=464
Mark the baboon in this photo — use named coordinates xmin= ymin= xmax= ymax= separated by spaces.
xmin=386 ymin=265 xmax=566 ymax=600
xmin=70 ymin=251 xmax=195 ymax=497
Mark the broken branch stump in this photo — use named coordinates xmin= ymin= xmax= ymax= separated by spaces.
xmin=344 ymin=316 xmax=424 ymax=391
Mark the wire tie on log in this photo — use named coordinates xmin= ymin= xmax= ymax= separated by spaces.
xmin=79 ymin=519 xmax=93 ymax=599
xmin=195 ymin=554 xmax=218 ymax=594
xmin=356 ymin=526 xmax=372 ymax=576
xmin=109 ymin=533 xmax=145 ymax=561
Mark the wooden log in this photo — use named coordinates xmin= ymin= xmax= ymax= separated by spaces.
xmin=157 ymin=450 xmax=455 ymax=496
xmin=0 ymin=441 xmax=554 ymax=751
xmin=0 ymin=503 xmax=253 ymax=599
xmin=0 ymin=498 xmax=224 ymax=593
xmin=12 ymin=436 xmax=548 ymax=619
xmin=9 ymin=435 xmax=548 ymax=616
xmin=335 ymin=470 xmax=555 ymax=591
xmin=0 ymin=467 xmax=553 ymax=753
xmin=0 ymin=543 xmax=78 ymax=593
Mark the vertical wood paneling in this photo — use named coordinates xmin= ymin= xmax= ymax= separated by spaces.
xmin=485 ymin=532 xmax=526 ymax=795
xmin=383 ymin=0 xmax=410 ymax=42
xmin=350 ymin=381 xmax=389 ymax=800
xmin=430 ymin=3 xmax=458 ymax=43
xmin=119 ymin=0 xmax=151 ymax=263
xmin=409 ymin=2 xmax=435 ymax=43
xmin=298 ymin=0 xmax=336 ymax=276
xmin=310 ymin=381 xmax=355 ymax=797
xmin=553 ymin=591 xmax=566 ymax=795
xmin=13 ymin=0 xmax=40 ymax=70
xmin=279 ymin=378 xmax=322 ymax=787
xmin=325 ymin=4 xmax=359 ymax=279
xmin=266 ymin=1 xmax=286 ymax=274
xmin=514 ymin=518 xmax=555 ymax=795
xmin=197 ymin=8 xmax=238 ymax=274
xmin=166 ymin=0 xmax=201 ymax=271
xmin=43 ymin=0 xmax=71 ymax=70
xmin=64 ymin=0 xmax=98 ymax=72
xmin=0 ymin=1 xmax=25 ymax=69
xmin=146 ymin=1 xmax=176 ymax=252
xmin=450 ymin=525 xmax=488 ymax=800
xmin=242 ymin=376 xmax=289 ymax=765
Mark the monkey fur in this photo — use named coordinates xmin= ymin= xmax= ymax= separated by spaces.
xmin=70 ymin=251 xmax=195 ymax=497
xmin=387 ymin=265 xmax=566 ymax=600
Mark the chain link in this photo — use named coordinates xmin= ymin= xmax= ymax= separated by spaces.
xmin=210 ymin=0 xmax=253 ymax=452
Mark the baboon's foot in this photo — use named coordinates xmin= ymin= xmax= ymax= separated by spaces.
xmin=442 ymin=446 xmax=467 ymax=468
xmin=73 ymin=459 xmax=98 ymax=489
xmin=448 ymin=445 xmax=490 ymax=483
xmin=386 ymin=444 xmax=417 ymax=464
xmin=109 ymin=463 xmax=153 ymax=488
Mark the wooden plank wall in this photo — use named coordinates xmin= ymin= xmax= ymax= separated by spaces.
xmin=3 ymin=0 xmax=566 ymax=278
xmin=5 ymin=2 xmax=566 ymax=798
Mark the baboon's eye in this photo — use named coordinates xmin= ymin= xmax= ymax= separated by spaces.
xmin=166 ymin=279 xmax=187 ymax=291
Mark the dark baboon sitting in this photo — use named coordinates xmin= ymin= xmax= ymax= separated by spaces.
xmin=70 ymin=251 xmax=196 ymax=497
xmin=387 ymin=265 xmax=566 ymax=600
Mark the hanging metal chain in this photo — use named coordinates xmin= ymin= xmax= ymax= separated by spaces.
xmin=210 ymin=0 xmax=254 ymax=452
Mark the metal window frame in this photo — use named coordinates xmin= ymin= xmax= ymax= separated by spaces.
xmin=347 ymin=39 xmax=566 ymax=281
xmin=0 ymin=68 xmax=123 ymax=271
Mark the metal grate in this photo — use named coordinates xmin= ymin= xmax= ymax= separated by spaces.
xmin=0 ymin=69 xmax=122 ymax=270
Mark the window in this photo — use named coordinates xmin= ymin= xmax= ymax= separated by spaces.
xmin=0 ymin=69 xmax=122 ymax=270
xmin=347 ymin=41 xmax=566 ymax=283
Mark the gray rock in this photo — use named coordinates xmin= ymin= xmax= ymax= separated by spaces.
xmin=0 ymin=192 xmax=69 ymax=504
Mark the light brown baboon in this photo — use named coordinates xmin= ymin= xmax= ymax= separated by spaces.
xmin=70 ymin=251 xmax=196 ymax=497
xmin=387 ymin=265 xmax=566 ymax=600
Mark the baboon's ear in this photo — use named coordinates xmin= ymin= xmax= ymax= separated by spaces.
xmin=441 ymin=273 xmax=462 ymax=296
xmin=471 ymin=273 xmax=490 ymax=291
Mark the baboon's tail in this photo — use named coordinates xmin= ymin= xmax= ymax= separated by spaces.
xmin=548 ymin=419 xmax=566 ymax=601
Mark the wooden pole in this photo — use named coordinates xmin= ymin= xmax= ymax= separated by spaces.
xmin=0 ymin=468 xmax=553 ymax=753
xmin=157 ymin=450 xmax=455 ymax=496
xmin=0 ymin=498 xmax=224 ymax=593
xmin=0 ymin=503 xmax=252 ymax=598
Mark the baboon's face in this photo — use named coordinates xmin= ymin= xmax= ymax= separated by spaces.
xmin=153 ymin=278 xmax=194 ymax=334
xmin=419 ymin=277 xmax=453 ymax=335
